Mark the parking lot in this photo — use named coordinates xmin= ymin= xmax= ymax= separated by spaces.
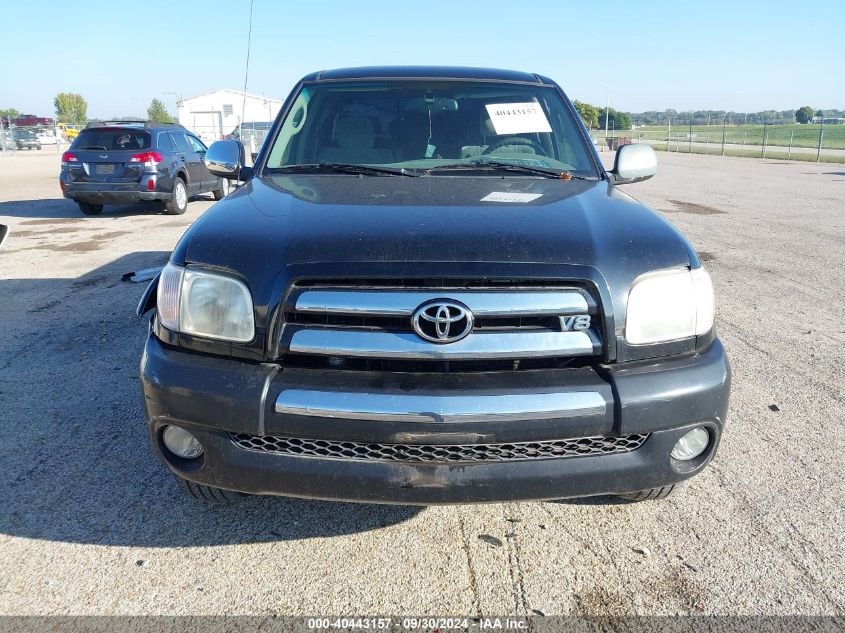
xmin=0 ymin=150 xmax=843 ymax=616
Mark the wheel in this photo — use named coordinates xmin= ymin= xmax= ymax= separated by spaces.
xmin=78 ymin=201 xmax=103 ymax=215
xmin=616 ymin=485 xmax=677 ymax=501
xmin=36 ymin=145 xmax=42 ymax=150
xmin=212 ymin=178 xmax=230 ymax=201
xmin=177 ymin=477 xmax=246 ymax=502
xmin=165 ymin=177 xmax=188 ymax=215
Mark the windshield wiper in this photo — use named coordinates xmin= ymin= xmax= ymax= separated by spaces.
xmin=80 ymin=145 xmax=108 ymax=150
xmin=266 ymin=163 xmax=418 ymax=177
xmin=428 ymin=159 xmax=596 ymax=181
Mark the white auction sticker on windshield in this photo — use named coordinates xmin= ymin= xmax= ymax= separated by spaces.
xmin=485 ymin=102 xmax=552 ymax=135
xmin=481 ymin=192 xmax=543 ymax=203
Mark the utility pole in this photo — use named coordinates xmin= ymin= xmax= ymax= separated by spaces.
xmin=667 ymin=118 xmax=671 ymax=152
xmin=688 ymin=120 xmax=692 ymax=153
xmin=162 ymin=92 xmax=181 ymax=121
xmin=762 ymin=122 xmax=768 ymax=158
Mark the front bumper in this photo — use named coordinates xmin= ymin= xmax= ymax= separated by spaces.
xmin=140 ymin=336 xmax=730 ymax=504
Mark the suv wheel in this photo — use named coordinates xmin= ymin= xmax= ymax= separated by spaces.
xmin=177 ymin=477 xmax=246 ymax=502
xmin=165 ymin=177 xmax=188 ymax=215
xmin=616 ymin=484 xmax=677 ymax=501
xmin=212 ymin=178 xmax=230 ymax=201
xmin=78 ymin=201 xmax=103 ymax=215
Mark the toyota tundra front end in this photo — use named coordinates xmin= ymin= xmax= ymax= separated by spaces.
xmin=138 ymin=66 xmax=730 ymax=504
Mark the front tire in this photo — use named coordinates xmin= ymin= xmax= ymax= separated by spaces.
xmin=616 ymin=484 xmax=677 ymax=501
xmin=177 ymin=477 xmax=246 ymax=502
xmin=212 ymin=178 xmax=230 ymax=201
xmin=78 ymin=201 xmax=103 ymax=215
xmin=165 ymin=177 xmax=188 ymax=215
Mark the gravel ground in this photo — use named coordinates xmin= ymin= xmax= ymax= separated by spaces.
xmin=0 ymin=150 xmax=842 ymax=616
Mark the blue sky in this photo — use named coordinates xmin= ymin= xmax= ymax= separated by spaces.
xmin=1 ymin=0 xmax=842 ymax=118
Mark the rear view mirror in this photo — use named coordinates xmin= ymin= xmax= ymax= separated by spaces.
xmin=205 ymin=140 xmax=248 ymax=180
xmin=611 ymin=143 xmax=657 ymax=184
xmin=404 ymin=97 xmax=459 ymax=113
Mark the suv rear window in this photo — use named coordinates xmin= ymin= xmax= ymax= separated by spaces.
xmin=158 ymin=133 xmax=174 ymax=152
xmin=73 ymin=129 xmax=151 ymax=151
xmin=170 ymin=133 xmax=193 ymax=153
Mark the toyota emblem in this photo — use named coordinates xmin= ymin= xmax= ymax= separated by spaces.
xmin=411 ymin=300 xmax=474 ymax=344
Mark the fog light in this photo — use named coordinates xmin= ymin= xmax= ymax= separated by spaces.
xmin=162 ymin=425 xmax=203 ymax=459
xmin=671 ymin=427 xmax=710 ymax=461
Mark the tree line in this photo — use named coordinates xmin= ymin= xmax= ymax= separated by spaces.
xmin=1 ymin=94 xmax=174 ymax=125
xmin=572 ymin=101 xmax=631 ymax=132
xmin=623 ymin=107 xmax=843 ymax=127
xmin=567 ymin=101 xmax=843 ymax=130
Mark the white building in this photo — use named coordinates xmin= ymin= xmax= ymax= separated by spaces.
xmin=177 ymin=89 xmax=283 ymax=142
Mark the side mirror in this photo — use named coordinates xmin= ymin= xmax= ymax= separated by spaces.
xmin=204 ymin=140 xmax=249 ymax=180
xmin=610 ymin=143 xmax=657 ymax=184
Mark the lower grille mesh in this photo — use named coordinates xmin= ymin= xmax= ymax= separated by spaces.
xmin=229 ymin=433 xmax=649 ymax=463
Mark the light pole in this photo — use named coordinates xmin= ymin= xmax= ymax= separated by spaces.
xmin=162 ymin=92 xmax=181 ymax=122
xmin=604 ymin=90 xmax=610 ymax=142
xmin=596 ymin=84 xmax=610 ymax=150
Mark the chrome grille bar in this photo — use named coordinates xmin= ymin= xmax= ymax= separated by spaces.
xmin=286 ymin=328 xmax=599 ymax=360
xmin=294 ymin=289 xmax=591 ymax=316
xmin=274 ymin=388 xmax=606 ymax=423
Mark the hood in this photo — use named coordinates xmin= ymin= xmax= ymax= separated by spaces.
xmin=174 ymin=173 xmax=697 ymax=318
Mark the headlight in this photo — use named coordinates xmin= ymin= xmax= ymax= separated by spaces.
xmin=156 ymin=262 xmax=254 ymax=342
xmin=625 ymin=267 xmax=714 ymax=345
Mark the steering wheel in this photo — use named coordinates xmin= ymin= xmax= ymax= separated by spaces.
xmin=482 ymin=136 xmax=546 ymax=156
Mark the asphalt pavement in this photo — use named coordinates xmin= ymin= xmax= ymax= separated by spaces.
xmin=0 ymin=150 xmax=842 ymax=616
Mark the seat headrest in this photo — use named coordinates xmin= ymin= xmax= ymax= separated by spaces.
xmin=480 ymin=112 xmax=497 ymax=137
xmin=336 ymin=117 xmax=375 ymax=150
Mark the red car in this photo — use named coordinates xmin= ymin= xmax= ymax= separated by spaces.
xmin=12 ymin=114 xmax=54 ymax=127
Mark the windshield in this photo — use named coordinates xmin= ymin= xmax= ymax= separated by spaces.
xmin=264 ymin=80 xmax=597 ymax=177
xmin=72 ymin=129 xmax=151 ymax=151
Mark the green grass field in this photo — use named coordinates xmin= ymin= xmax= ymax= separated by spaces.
xmin=598 ymin=123 xmax=845 ymax=150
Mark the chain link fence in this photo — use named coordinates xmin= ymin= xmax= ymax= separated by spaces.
xmin=4 ymin=118 xmax=842 ymax=164
xmin=0 ymin=121 xmax=78 ymax=156
xmin=589 ymin=122 xmax=845 ymax=163
xmin=0 ymin=119 xmax=272 ymax=158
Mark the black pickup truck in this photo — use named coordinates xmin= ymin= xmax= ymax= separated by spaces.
xmin=138 ymin=66 xmax=730 ymax=504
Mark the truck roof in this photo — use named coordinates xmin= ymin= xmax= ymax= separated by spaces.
xmin=305 ymin=66 xmax=551 ymax=84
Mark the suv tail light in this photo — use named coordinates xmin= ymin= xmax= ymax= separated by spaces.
xmin=61 ymin=152 xmax=78 ymax=167
xmin=129 ymin=151 xmax=164 ymax=165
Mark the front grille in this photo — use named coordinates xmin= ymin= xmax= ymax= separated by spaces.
xmin=288 ymin=312 xmax=565 ymax=332
xmin=279 ymin=281 xmax=604 ymax=370
xmin=229 ymin=433 xmax=648 ymax=463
